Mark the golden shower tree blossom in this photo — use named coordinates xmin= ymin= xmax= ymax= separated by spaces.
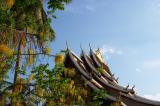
xmin=0 ymin=44 xmax=14 ymax=57
xmin=55 ymin=54 xmax=64 ymax=64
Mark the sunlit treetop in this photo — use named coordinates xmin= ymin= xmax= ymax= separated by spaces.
xmin=0 ymin=0 xmax=72 ymax=80
xmin=0 ymin=0 xmax=71 ymax=46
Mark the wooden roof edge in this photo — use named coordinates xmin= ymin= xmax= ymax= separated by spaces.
xmin=65 ymin=50 xmax=160 ymax=105
xmin=81 ymin=51 xmax=101 ymax=77
xmin=134 ymin=94 xmax=160 ymax=105
xmin=89 ymin=48 xmax=113 ymax=76
xmin=67 ymin=50 xmax=92 ymax=80
xmin=81 ymin=51 xmax=135 ymax=93
xmin=81 ymin=76 xmax=116 ymax=102
xmin=68 ymin=51 xmax=135 ymax=94
xmin=121 ymin=92 xmax=160 ymax=105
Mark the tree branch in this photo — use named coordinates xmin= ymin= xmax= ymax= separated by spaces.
xmin=13 ymin=53 xmax=55 ymax=57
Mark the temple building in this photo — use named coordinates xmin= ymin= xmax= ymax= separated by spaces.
xmin=63 ymin=47 xmax=160 ymax=106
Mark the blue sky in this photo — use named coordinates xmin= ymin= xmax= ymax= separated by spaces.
xmin=50 ymin=0 xmax=160 ymax=100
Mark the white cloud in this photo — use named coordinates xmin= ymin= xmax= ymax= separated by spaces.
xmin=134 ymin=59 xmax=160 ymax=73
xmin=117 ymin=50 xmax=123 ymax=55
xmin=65 ymin=5 xmax=83 ymax=14
xmin=151 ymin=1 xmax=160 ymax=12
xmin=64 ymin=0 xmax=108 ymax=14
xmin=136 ymin=68 xmax=142 ymax=73
xmin=98 ymin=45 xmax=123 ymax=60
xmin=150 ymin=1 xmax=160 ymax=18
xmin=85 ymin=5 xmax=95 ymax=11
xmin=141 ymin=59 xmax=160 ymax=71
xmin=144 ymin=93 xmax=160 ymax=101
xmin=64 ymin=1 xmax=96 ymax=14
xmin=100 ymin=45 xmax=123 ymax=55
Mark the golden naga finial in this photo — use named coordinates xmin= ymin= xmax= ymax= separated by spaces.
xmin=95 ymin=48 xmax=104 ymax=62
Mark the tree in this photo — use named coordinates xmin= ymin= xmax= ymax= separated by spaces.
xmin=0 ymin=1 xmax=111 ymax=106
xmin=0 ymin=0 xmax=72 ymax=81
xmin=0 ymin=0 xmax=71 ymax=105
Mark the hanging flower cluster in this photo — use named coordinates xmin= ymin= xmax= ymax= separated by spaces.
xmin=0 ymin=44 xmax=14 ymax=57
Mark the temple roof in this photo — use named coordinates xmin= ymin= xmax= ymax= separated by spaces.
xmin=63 ymin=48 xmax=160 ymax=106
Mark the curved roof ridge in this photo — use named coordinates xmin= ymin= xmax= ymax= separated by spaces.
xmin=64 ymin=48 xmax=160 ymax=106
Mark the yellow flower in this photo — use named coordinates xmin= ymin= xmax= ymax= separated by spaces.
xmin=11 ymin=97 xmax=17 ymax=105
xmin=77 ymin=95 xmax=81 ymax=102
xmin=16 ymin=101 xmax=22 ymax=106
xmin=0 ymin=44 xmax=14 ymax=57
xmin=16 ymin=75 xmax=21 ymax=82
xmin=111 ymin=98 xmax=121 ymax=106
xmin=55 ymin=54 xmax=64 ymax=64
xmin=21 ymin=35 xmax=26 ymax=48
xmin=6 ymin=0 xmax=15 ymax=8
xmin=35 ymin=87 xmax=43 ymax=97
xmin=43 ymin=91 xmax=49 ymax=97
xmin=0 ymin=63 xmax=5 ymax=68
xmin=40 ymin=32 xmax=44 ymax=39
xmin=0 ymin=97 xmax=5 ymax=106
xmin=28 ymin=49 xmax=34 ymax=54
xmin=68 ymin=83 xmax=73 ymax=91
xmin=28 ymin=74 xmax=34 ymax=81
xmin=60 ymin=97 xmax=64 ymax=103
xmin=26 ymin=57 xmax=33 ymax=66
xmin=64 ymin=68 xmax=76 ymax=77
xmin=26 ymin=49 xmax=34 ymax=65
xmin=80 ymin=88 xmax=88 ymax=97
xmin=21 ymin=79 xmax=26 ymax=84
xmin=70 ymin=80 xmax=74 ymax=86
xmin=45 ymin=47 xmax=50 ymax=54
xmin=56 ymin=75 xmax=61 ymax=80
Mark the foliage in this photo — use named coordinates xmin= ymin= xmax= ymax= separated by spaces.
xmin=48 ymin=0 xmax=72 ymax=18
xmin=90 ymin=89 xmax=108 ymax=106
xmin=0 ymin=44 xmax=15 ymax=82
xmin=0 ymin=57 xmax=14 ymax=82
xmin=0 ymin=52 xmax=112 ymax=106
xmin=30 ymin=63 xmax=109 ymax=106
xmin=96 ymin=66 xmax=104 ymax=74
xmin=111 ymin=97 xmax=121 ymax=106
xmin=0 ymin=0 xmax=72 ymax=80
xmin=0 ymin=44 xmax=14 ymax=57
xmin=0 ymin=0 xmax=74 ymax=105
xmin=31 ymin=63 xmax=86 ymax=106
xmin=0 ymin=1 xmax=112 ymax=106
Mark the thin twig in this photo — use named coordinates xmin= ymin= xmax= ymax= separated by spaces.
xmin=13 ymin=53 xmax=55 ymax=57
